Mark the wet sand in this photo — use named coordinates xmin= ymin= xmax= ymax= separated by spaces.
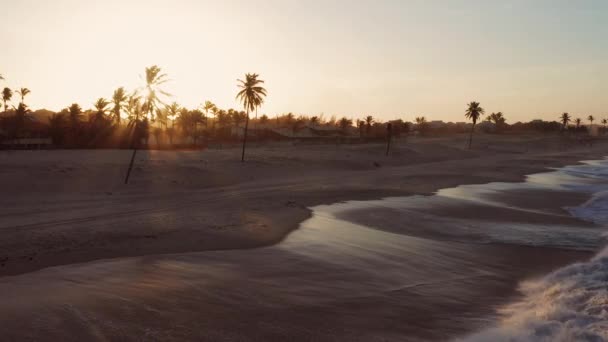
xmin=0 ymin=134 xmax=605 ymax=277
xmin=0 ymin=134 xmax=606 ymax=340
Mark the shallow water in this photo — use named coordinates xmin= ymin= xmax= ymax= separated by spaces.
xmin=0 ymin=159 xmax=607 ymax=341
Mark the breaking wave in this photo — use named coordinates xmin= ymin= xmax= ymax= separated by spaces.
xmin=460 ymin=159 xmax=608 ymax=342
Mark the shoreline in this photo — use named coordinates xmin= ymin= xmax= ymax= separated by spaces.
xmin=0 ymin=136 xmax=606 ymax=278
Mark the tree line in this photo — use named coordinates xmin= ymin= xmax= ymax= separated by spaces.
xmin=0 ymin=71 xmax=604 ymax=153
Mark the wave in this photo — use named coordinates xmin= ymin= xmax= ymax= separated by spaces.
xmin=568 ymin=191 xmax=608 ymax=226
xmin=459 ymin=250 xmax=608 ymax=342
xmin=460 ymin=159 xmax=608 ymax=342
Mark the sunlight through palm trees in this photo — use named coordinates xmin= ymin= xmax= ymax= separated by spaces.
xmin=125 ymin=65 xmax=170 ymax=184
xmin=112 ymin=87 xmax=128 ymax=125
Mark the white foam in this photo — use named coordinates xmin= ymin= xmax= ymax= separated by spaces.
xmin=568 ymin=191 xmax=608 ymax=226
xmin=459 ymin=250 xmax=608 ymax=342
xmin=459 ymin=158 xmax=608 ymax=342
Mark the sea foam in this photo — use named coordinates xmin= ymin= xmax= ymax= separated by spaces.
xmin=460 ymin=159 xmax=608 ymax=342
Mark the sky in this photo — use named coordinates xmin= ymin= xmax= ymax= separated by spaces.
xmin=0 ymin=0 xmax=607 ymax=122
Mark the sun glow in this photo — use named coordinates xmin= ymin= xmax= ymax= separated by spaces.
xmin=1 ymin=0 xmax=607 ymax=122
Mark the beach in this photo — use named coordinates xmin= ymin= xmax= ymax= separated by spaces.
xmin=0 ymin=133 xmax=606 ymax=340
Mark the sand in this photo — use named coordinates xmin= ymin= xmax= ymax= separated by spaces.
xmin=0 ymin=133 xmax=604 ymax=276
xmin=0 ymin=133 xmax=606 ymax=341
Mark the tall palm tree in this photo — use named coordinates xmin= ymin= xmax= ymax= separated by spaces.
xmin=125 ymin=66 xmax=170 ymax=184
xmin=236 ymin=73 xmax=267 ymax=162
xmin=465 ymin=101 xmax=485 ymax=148
xmin=16 ymin=88 xmax=30 ymax=104
xmin=142 ymin=65 xmax=169 ymax=121
xmin=2 ymin=87 xmax=12 ymax=112
xmin=575 ymin=118 xmax=582 ymax=131
xmin=560 ymin=113 xmax=571 ymax=131
xmin=202 ymin=101 xmax=215 ymax=128
xmin=111 ymin=87 xmax=128 ymax=124
xmin=602 ymin=118 xmax=607 ymax=135
xmin=588 ymin=115 xmax=595 ymax=127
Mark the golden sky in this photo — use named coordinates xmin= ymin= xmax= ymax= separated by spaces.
xmin=1 ymin=0 xmax=607 ymax=122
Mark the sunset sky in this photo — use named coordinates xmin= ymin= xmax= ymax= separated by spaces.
xmin=1 ymin=0 xmax=606 ymax=122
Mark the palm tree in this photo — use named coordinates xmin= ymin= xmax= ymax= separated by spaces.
xmin=2 ymin=87 xmax=12 ymax=112
xmin=125 ymin=66 xmax=170 ymax=184
xmin=68 ymin=103 xmax=82 ymax=128
xmin=93 ymin=98 xmax=110 ymax=121
xmin=365 ymin=116 xmax=374 ymax=136
xmin=588 ymin=115 xmax=595 ymax=127
xmin=260 ymin=114 xmax=269 ymax=125
xmin=11 ymin=102 xmax=31 ymax=140
xmin=602 ymin=118 xmax=608 ymax=135
xmin=231 ymin=110 xmax=246 ymax=134
xmin=415 ymin=116 xmax=428 ymax=135
xmin=48 ymin=113 xmax=67 ymax=146
xmin=487 ymin=112 xmax=506 ymax=132
xmin=202 ymin=101 xmax=215 ymax=128
xmin=465 ymin=101 xmax=485 ymax=148
xmin=236 ymin=73 xmax=267 ymax=162
xmin=575 ymin=118 xmax=582 ymax=131
xmin=111 ymin=87 xmax=128 ymax=124
xmin=560 ymin=113 xmax=571 ymax=131
xmin=339 ymin=117 xmax=352 ymax=132
xmin=16 ymin=88 xmax=30 ymax=104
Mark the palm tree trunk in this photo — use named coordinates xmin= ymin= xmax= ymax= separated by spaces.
xmin=241 ymin=109 xmax=250 ymax=162
xmin=124 ymin=115 xmax=141 ymax=184
xmin=468 ymin=123 xmax=476 ymax=149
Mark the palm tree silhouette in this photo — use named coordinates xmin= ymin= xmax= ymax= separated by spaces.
xmin=11 ymin=103 xmax=31 ymax=140
xmin=236 ymin=73 xmax=267 ymax=162
xmin=68 ymin=103 xmax=82 ymax=127
xmin=142 ymin=65 xmax=169 ymax=121
xmin=365 ymin=116 xmax=374 ymax=136
xmin=465 ymin=101 xmax=485 ymax=148
xmin=16 ymin=88 xmax=30 ymax=104
xmin=125 ymin=66 xmax=170 ymax=184
xmin=415 ymin=116 xmax=428 ymax=135
xmin=94 ymin=98 xmax=110 ymax=121
xmin=2 ymin=87 xmax=12 ymax=112
xmin=588 ymin=115 xmax=595 ymax=127
xmin=260 ymin=114 xmax=269 ymax=125
xmin=203 ymin=101 xmax=215 ymax=128
xmin=339 ymin=117 xmax=352 ymax=132
xmin=575 ymin=118 xmax=582 ymax=132
xmin=560 ymin=113 xmax=571 ymax=131
xmin=112 ymin=87 xmax=128 ymax=125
